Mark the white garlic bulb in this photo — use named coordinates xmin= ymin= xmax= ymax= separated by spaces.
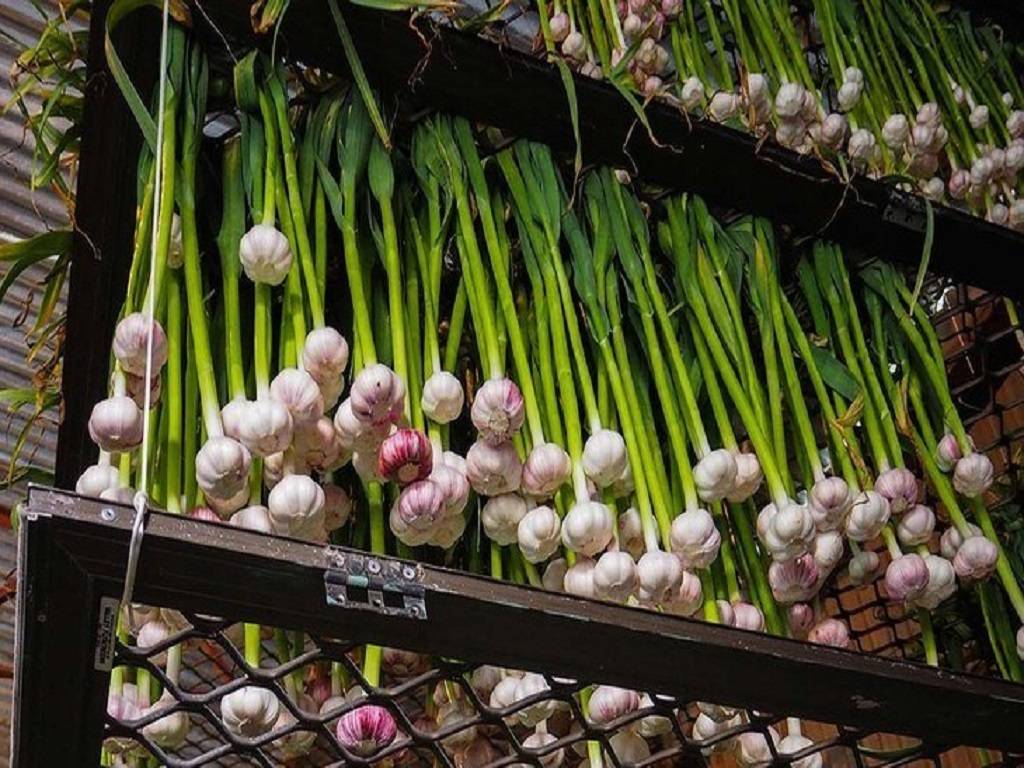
xmin=421 ymin=371 xmax=464 ymax=424
xmin=693 ymin=449 xmax=738 ymax=503
xmin=76 ymin=463 xmax=121 ymax=498
xmin=270 ymin=368 xmax=324 ymax=428
xmin=196 ymin=436 xmax=251 ymax=501
xmin=267 ymin=474 xmax=326 ymax=539
xmin=112 ymin=312 xmax=168 ymax=377
xmin=482 ymin=493 xmax=529 ymax=545
xmin=592 ymin=551 xmax=638 ymax=602
xmin=582 ymin=429 xmax=628 ymax=488
xmin=88 ymin=395 xmax=144 ymax=452
xmin=670 ymin=508 xmax=721 ymax=569
xmin=237 ymin=399 xmax=294 ymax=458
xmin=221 ymin=686 xmax=280 ymax=737
xmin=636 ymin=550 xmax=684 ymax=604
xmin=239 ymin=224 xmax=292 ymax=285
xmin=560 ymin=501 xmax=614 ymax=556
xmin=517 ymin=505 xmax=562 ymax=563
xmin=521 ymin=442 xmax=572 ymax=499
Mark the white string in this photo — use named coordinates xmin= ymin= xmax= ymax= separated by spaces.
xmin=122 ymin=0 xmax=172 ymax=617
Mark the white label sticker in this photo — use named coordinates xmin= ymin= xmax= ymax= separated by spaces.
xmin=94 ymin=597 xmax=119 ymax=672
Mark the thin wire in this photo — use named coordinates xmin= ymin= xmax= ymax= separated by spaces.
xmin=122 ymin=0 xmax=171 ymax=616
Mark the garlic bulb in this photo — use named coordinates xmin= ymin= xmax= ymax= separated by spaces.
xmin=99 ymin=485 xmax=135 ymax=505
xmin=779 ymin=734 xmax=821 ymax=768
xmin=809 ymin=476 xmax=852 ymax=532
xmin=939 ymin=523 xmax=983 ymax=559
xmin=105 ymin=685 xmax=143 ymax=754
xmin=239 ymin=224 xmax=292 ymax=285
xmin=466 ymin=440 xmax=522 ymax=496
xmin=563 ymin=557 xmax=597 ymax=598
xmin=113 ymin=312 xmax=168 ymax=376
xmin=758 ymin=502 xmax=814 ymax=562
xmin=884 ymin=553 xmax=930 ymax=602
xmin=953 ymin=535 xmax=998 ymax=582
xmin=470 ymin=666 xmax=503 ymax=699
xmin=489 ymin=675 xmax=520 ymax=711
xmin=587 ymin=685 xmax=639 ymax=725
xmin=912 ymin=554 xmax=956 ymax=610
xmin=670 ymin=508 xmax=721 ymax=568
xmin=221 ymin=686 xmax=280 ymax=737
xmin=471 ymin=377 xmax=525 ymax=444
xmin=271 ymin=694 xmax=318 ymax=759
xmin=636 ymin=550 xmax=684 ymax=604
xmin=335 ymin=398 xmax=391 ymax=452
xmin=844 ymin=490 xmax=891 ymax=541
xmin=421 ymin=371 xmax=464 ymax=424
xmin=76 ymin=463 xmax=121 ymax=498
xmin=953 ymin=452 xmax=994 ymax=497
xmin=270 ymin=368 xmax=324 ymax=428
xmin=390 ymin=480 xmax=446 ymax=545
xmin=521 ymin=442 xmax=572 ymax=498
xmin=523 ymin=730 xmax=564 ymax=768
xmin=708 ymin=91 xmax=741 ymax=122
xmin=847 ymin=550 xmax=880 ymax=585
xmin=631 ymin=693 xmax=673 ymax=738
xmin=543 ymin=558 xmax=568 ymax=592
xmin=189 ymin=506 xmax=221 ymax=522
xmin=882 ymin=114 xmax=910 ymax=149
xmin=517 ymin=505 xmax=562 ymax=563
xmin=847 ymin=128 xmax=878 ymax=166
xmin=732 ymin=601 xmax=765 ymax=632
xmin=837 ymin=80 xmax=862 ymax=111
xmin=819 ymin=112 xmax=848 ymax=149
xmin=268 ymin=474 xmax=326 ymax=539
xmin=582 ymin=429 xmax=628 ymax=488
xmin=807 ymin=618 xmax=849 ymax=648
xmin=301 ymin=326 xmax=349 ymax=385
xmin=873 ymin=468 xmax=919 ymax=514
xmin=610 ymin=461 xmax=635 ymax=499
xmin=142 ymin=693 xmax=189 ymax=749
xmin=196 ymin=436 xmax=251 ymax=500
xmin=294 ymin=416 xmax=345 ymax=473
xmin=811 ymin=530 xmax=844 ymax=573
xmin=616 ymin=507 xmax=644 ymax=559
xmin=692 ymin=712 xmax=741 ymax=753
xmin=230 ymin=505 xmax=273 ymax=533
xmin=335 ymin=705 xmax=398 ymax=757
xmin=350 ymin=364 xmax=405 ymax=426
xmin=769 ymin=554 xmax=820 ymax=603
xmin=788 ymin=603 xmax=814 ymax=637
xmin=681 ymin=77 xmax=706 ymax=110
xmin=737 ymin=727 xmax=780 ymax=767
xmin=221 ymin=397 xmax=248 ymax=441
xmin=378 ymin=428 xmax=433 ymax=485
xmin=513 ymin=673 xmax=557 ymax=726
xmin=726 ymin=452 xmax=763 ymax=503
xmin=666 ymin=569 xmax=703 ymax=616
xmin=775 ymin=83 xmax=805 ymax=119
xmin=236 ymin=398 xmax=294 ymax=458
xmin=430 ymin=464 xmax=471 ymax=517
xmin=693 ymin=449 xmax=738 ymax=503
xmin=427 ymin=513 xmax=468 ymax=549
xmin=896 ymin=504 xmax=936 ymax=547
xmin=206 ymin=483 xmax=250 ymax=517
xmin=970 ymin=104 xmax=990 ymax=130
xmin=560 ymin=501 xmax=614 ymax=556
xmin=592 ymin=551 xmax=638 ymax=602
xmin=482 ymin=494 xmax=529 ymax=545
xmin=382 ymin=647 xmax=429 ymax=679
xmin=89 ymin=395 xmax=144 ymax=452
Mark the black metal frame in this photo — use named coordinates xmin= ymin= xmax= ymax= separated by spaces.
xmin=13 ymin=485 xmax=1024 ymax=766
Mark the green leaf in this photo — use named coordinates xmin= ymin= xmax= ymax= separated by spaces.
xmin=327 ymin=0 xmax=391 ymax=150
xmin=907 ymin=197 xmax=934 ymax=312
xmin=809 ymin=345 xmax=861 ymax=402
xmin=0 ymin=229 xmax=72 ymax=262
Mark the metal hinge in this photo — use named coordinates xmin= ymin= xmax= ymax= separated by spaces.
xmin=323 ymin=551 xmax=427 ymax=619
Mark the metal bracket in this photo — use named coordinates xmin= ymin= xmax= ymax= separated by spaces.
xmin=882 ymin=189 xmax=927 ymax=233
xmin=323 ymin=550 xmax=427 ymax=619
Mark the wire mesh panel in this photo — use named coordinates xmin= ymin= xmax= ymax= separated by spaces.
xmin=13 ymin=487 xmax=1024 ymax=768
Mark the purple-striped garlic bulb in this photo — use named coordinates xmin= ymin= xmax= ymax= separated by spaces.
xmin=884 ymin=554 xmax=930 ymax=602
xmin=471 ymin=378 xmax=525 ymax=445
xmin=808 ymin=618 xmax=850 ymax=649
xmin=670 ymin=508 xmax=721 ymax=569
xmin=769 ymin=554 xmax=820 ymax=603
xmin=466 ymin=440 xmax=522 ymax=496
xmin=582 ymin=429 xmax=628 ymax=488
xmin=113 ymin=313 xmax=168 ymax=377
xmin=390 ymin=480 xmax=446 ymax=546
xmin=588 ymin=685 xmax=640 ymax=725
xmin=239 ymin=224 xmax=292 ymax=285
xmin=636 ymin=550 xmax=684 ymax=604
xmin=561 ymin=501 xmax=614 ymax=557
xmin=482 ymin=494 xmax=528 ymax=545
xmin=896 ymin=505 xmax=936 ymax=547
xmin=336 ymin=705 xmax=398 ymax=757
xmin=874 ymin=468 xmax=919 ymax=515
xmin=350 ymin=364 xmax=405 ymax=427
xmin=809 ymin=477 xmax=852 ymax=532
xmin=430 ymin=464 xmax=470 ymax=517
xmin=788 ymin=603 xmax=814 ymax=637
xmin=522 ymin=443 xmax=572 ymax=498
xmin=953 ymin=536 xmax=998 ymax=582
xmin=89 ymin=396 xmax=144 ymax=452
xmin=953 ymin=453 xmax=994 ymax=498
xmin=593 ymin=550 xmax=638 ymax=602
xmin=844 ymin=490 xmax=891 ymax=542
xmin=939 ymin=523 xmax=983 ymax=559
xmin=378 ymin=428 xmax=433 ymax=485
xmin=421 ymin=371 xmax=464 ymax=424
xmin=196 ymin=436 xmax=251 ymax=501
xmin=221 ymin=686 xmax=280 ymax=738
xmin=912 ymin=554 xmax=956 ymax=610
xmin=693 ymin=449 xmax=738 ymax=503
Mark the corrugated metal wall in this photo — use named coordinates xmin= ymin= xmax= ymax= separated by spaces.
xmin=0 ymin=0 xmax=73 ymax=760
